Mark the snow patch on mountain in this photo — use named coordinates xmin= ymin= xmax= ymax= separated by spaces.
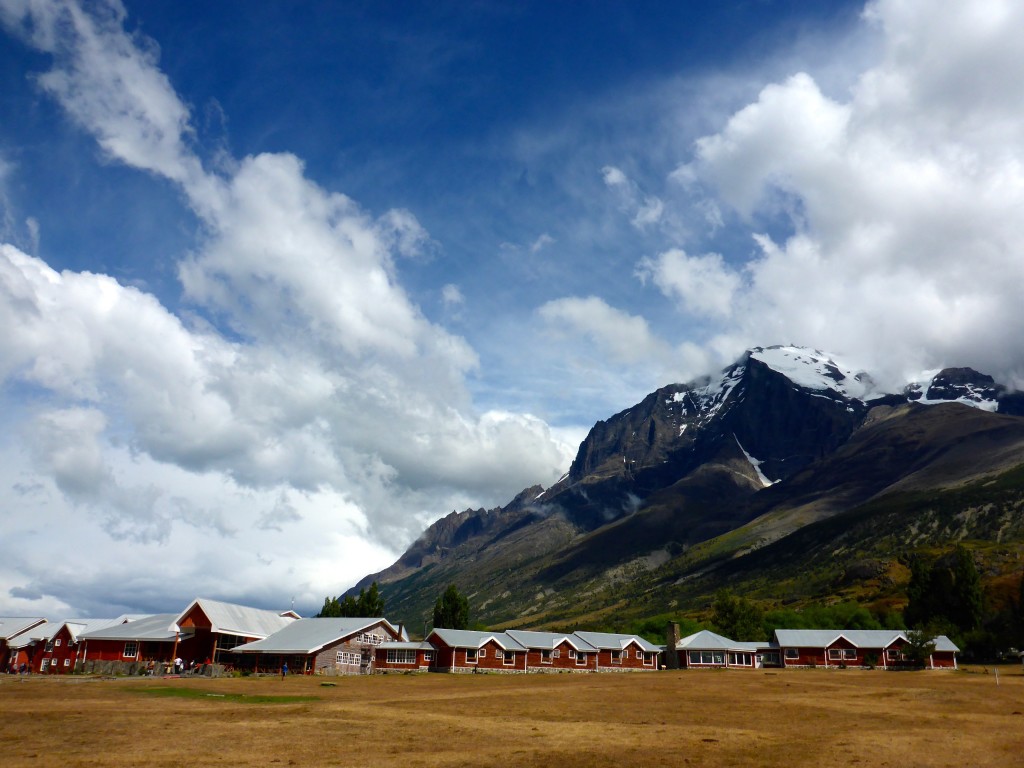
xmin=734 ymin=435 xmax=774 ymax=488
xmin=750 ymin=346 xmax=880 ymax=400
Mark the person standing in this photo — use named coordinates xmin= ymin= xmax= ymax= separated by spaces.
xmin=281 ymin=661 xmax=288 ymax=679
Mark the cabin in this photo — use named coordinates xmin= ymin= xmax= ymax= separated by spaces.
xmin=774 ymin=629 xmax=959 ymax=669
xmin=30 ymin=618 xmax=132 ymax=674
xmin=375 ymin=641 xmax=436 ymax=672
xmin=675 ymin=630 xmax=781 ymax=669
xmin=1 ymin=617 xmax=47 ymax=673
xmin=573 ymin=631 xmax=660 ymax=671
xmin=504 ymin=630 xmax=599 ymax=672
xmin=427 ymin=629 xmax=529 ymax=673
xmin=233 ymin=617 xmax=404 ymax=675
xmin=172 ymin=598 xmax=300 ymax=668
xmin=78 ymin=614 xmax=180 ymax=673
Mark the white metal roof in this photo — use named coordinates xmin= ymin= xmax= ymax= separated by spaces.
xmin=232 ymin=617 xmax=396 ymax=654
xmin=572 ymin=631 xmax=661 ymax=653
xmin=175 ymin=598 xmax=299 ymax=639
xmin=428 ymin=628 xmax=527 ymax=651
xmin=0 ymin=617 xmax=47 ymax=641
xmin=80 ymin=614 xmax=179 ymax=641
xmin=505 ymin=630 xmax=598 ymax=652
xmin=774 ymin=629 xmax=959 ymax=653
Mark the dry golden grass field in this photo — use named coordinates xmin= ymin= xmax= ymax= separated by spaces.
xmin=2 ymin=666 xmax=1023 ymax=767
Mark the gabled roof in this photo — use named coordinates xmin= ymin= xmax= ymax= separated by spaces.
xmin=572 ymin=631 xmax=661 ymax=653
xmin=428 ymin=628 xmax=526 ymax=651
xmin=232 ymin=618 xmax=397 ymax=654
xmin=80 ymin=614 xmax=179 ymax=642
xmin=7 ymin=620 xmax=60 ymax=649
xmin=0 ymin=617 xmax=47 ymax=642
xmin=174 ymin=598 xmax=299 ymax=639
xmin=774 ymin=628 xmax=959 ymax=653
xmin=505 ymin=629 xmax=597 ymax=652
xmin=676 ymin=630 xmax=739 ymax=651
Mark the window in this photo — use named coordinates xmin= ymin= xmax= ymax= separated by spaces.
xmin=843 ymin=649 xmax=857 ymax=660
xmin=622 ymin=649 xmax=629 ymax=659
xmin=576 ymin=652 xmax=587 ymax=666
xmin=479 ymin=648 xmax=487 ymax=658
xmin=785 ymin=648 xmax=799 ymax=659
xmin=643 ymin=653 xmax=655 ymax=666
xmin=551 ymin=649 xmax=560 ymax=658
xmin=761 ymin=652 xmax=781 ymax=666
xmin=568 ymin=649 xmax=576 ymax=659
xmin=336 ymin=651 xmax=360 ymax=665
xmin=828 ymin=649 xmax=843 ymax=660
xmin=503 ymin=651 xmax=514 ymax=665
xmin=216 ymin=634 xmax=249 ymax=652
xmin=611 ymin=650 xmax=622 ymax=664
xmin=465 ymin=649 xmax=477 ymax=663
xmin=424 ymin=651 xmax=434 ymax=662
xmin=688 ymin=651 xmax=701 ymax=665
xmin=55 ymin=639 xmax=62 ymax=647
xmin=123 ymin=642 xmax=138 ymax=658
xmin=729 ymin=653 xmax=752 ymax=666
xmin=386 ymin=649 xmax=417 ymax=665
xmin=359 ymin=633 xmax=383 ymax=645
xmin=887 ymin=649 xmax=902 ymax=660
xmin=541 ymin=650 xmax=552 ymax=663
xmin=44 ymin=641 xmax=54 ymax=652
xmin=63 ymin=659 xmax=70 ymax=667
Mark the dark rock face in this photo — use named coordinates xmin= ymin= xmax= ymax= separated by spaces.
xmin=917 ymin=367 xmax=1000 ymax=405
xmin=353 ymin=347 xmax=1024 ymax=626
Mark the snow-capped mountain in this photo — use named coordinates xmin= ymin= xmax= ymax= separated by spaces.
xmin=353 ymin=345 xmax=1024 ymax=628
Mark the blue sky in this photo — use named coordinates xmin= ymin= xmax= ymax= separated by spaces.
xmin=3 ymin=0 xmax=1024 ymax=618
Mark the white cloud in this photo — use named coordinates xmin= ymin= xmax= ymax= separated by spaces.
xmin=637 ymin=248 xmax=740 ymax=319
xmin=529 ymin=233 xmax=555 ymax=253
xmin=678 ymin=0 xmax=1024 ymax=388
xmin=441 ymin=283 xmax=464 ymax=307
xmin=601 ymin=164 xmax=666 ymax=230
xmin=538 ymin=295 xmax=669 ymax=365
xmin=0 ymin=0 xmax=577 ymax=615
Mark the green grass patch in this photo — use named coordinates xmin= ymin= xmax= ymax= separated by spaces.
xmin=136 ymin=687 xmax=317 ymax=704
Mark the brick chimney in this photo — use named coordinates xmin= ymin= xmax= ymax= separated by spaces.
xmin=664 ymin=622 xmax=681 ymax=669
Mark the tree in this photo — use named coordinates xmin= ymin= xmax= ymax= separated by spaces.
xmin=316 ymin=582 xmax=384 ymax=618
xmin=357 ymin=582 xmax=386 ymax=617
xmin=711 ymin=590 xmax=765 ymax=642
xmin=433 ymin=584 xmax=470 ymax=630
xmin=903 ymin=627 xmax=938 ymax=668
xmin=949 ymin=545 xmax=984 ymax=632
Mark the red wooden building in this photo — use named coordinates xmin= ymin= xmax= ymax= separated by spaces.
xmin=2 ymin=617 xmax=48 ymax=673
xmin=573 ymin=631 xmax=661 ymax=671
xmin=426 ymin=629 xmax=529 ymax=672
xmin=504 ymin=630 xmax=599 ymax=671
xmin=172 ymin=598 xmax=301 ymax=667
xmin=233 ymin=617 xmax=404 ymax=675
xmin=374 ymin=641 xmax=436 ymax=672
xmin=78 ymin=614 xmax=181 ymax=672
xmin=774 ymin=630 xmax=958 ymax=669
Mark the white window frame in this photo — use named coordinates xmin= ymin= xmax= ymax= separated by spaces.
xmin=465 ymin=648 xmax=478 ymax=664
xmin=385 ymin=649 xmax=417 ymax=665
xmin=828 ymin=648 xmax=843 ymax=660
xmin=611 ymin=650 xmax=622 ymax=664
xmin=123 ymin=642 xmax=138 ymax=658
xmin=55 ymin=639 xmax=62 ymax=647
xmin=887 ymin=648 xmax=901 ymax=660
xmin=502 ymin=650 xmax=515 ymax=666
xmin=479 ymin=648 xmax=487 ymax=658
xmin=63 ymin=658 xmax=70 ymax=667
xmin=576 ymin=653 xmax=587 ymax=666
xmin=784 ymin=648 xmax=799 ymax=659
xmin=843 ymin=648 xmax=857 ymax=660
xmin=424 ymin=651 xmax=434 ymax=661
xmin=551 ymin=649 xmax=560 ymax=658
xmin=643 ymin=652 xmax=655 ymax=666
xmin=541 ymin=649 xmax=552 ymax=664
xmin=567 ymin=649 xmax=576 ymax=659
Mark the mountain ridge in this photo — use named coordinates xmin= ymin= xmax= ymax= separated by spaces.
xmin=351 ymin=345 xmax=1024 ymax=629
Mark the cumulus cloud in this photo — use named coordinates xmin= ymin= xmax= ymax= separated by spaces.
xmin=637 ymin=249 xmax=740 ymax=319
xmin=656 ymin=0 xmax=1024 ymax=388
xmin=0 ymin=0 xmax=576 ymax=614
xmin=538 ymin=296 xmax=669 ymax=365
